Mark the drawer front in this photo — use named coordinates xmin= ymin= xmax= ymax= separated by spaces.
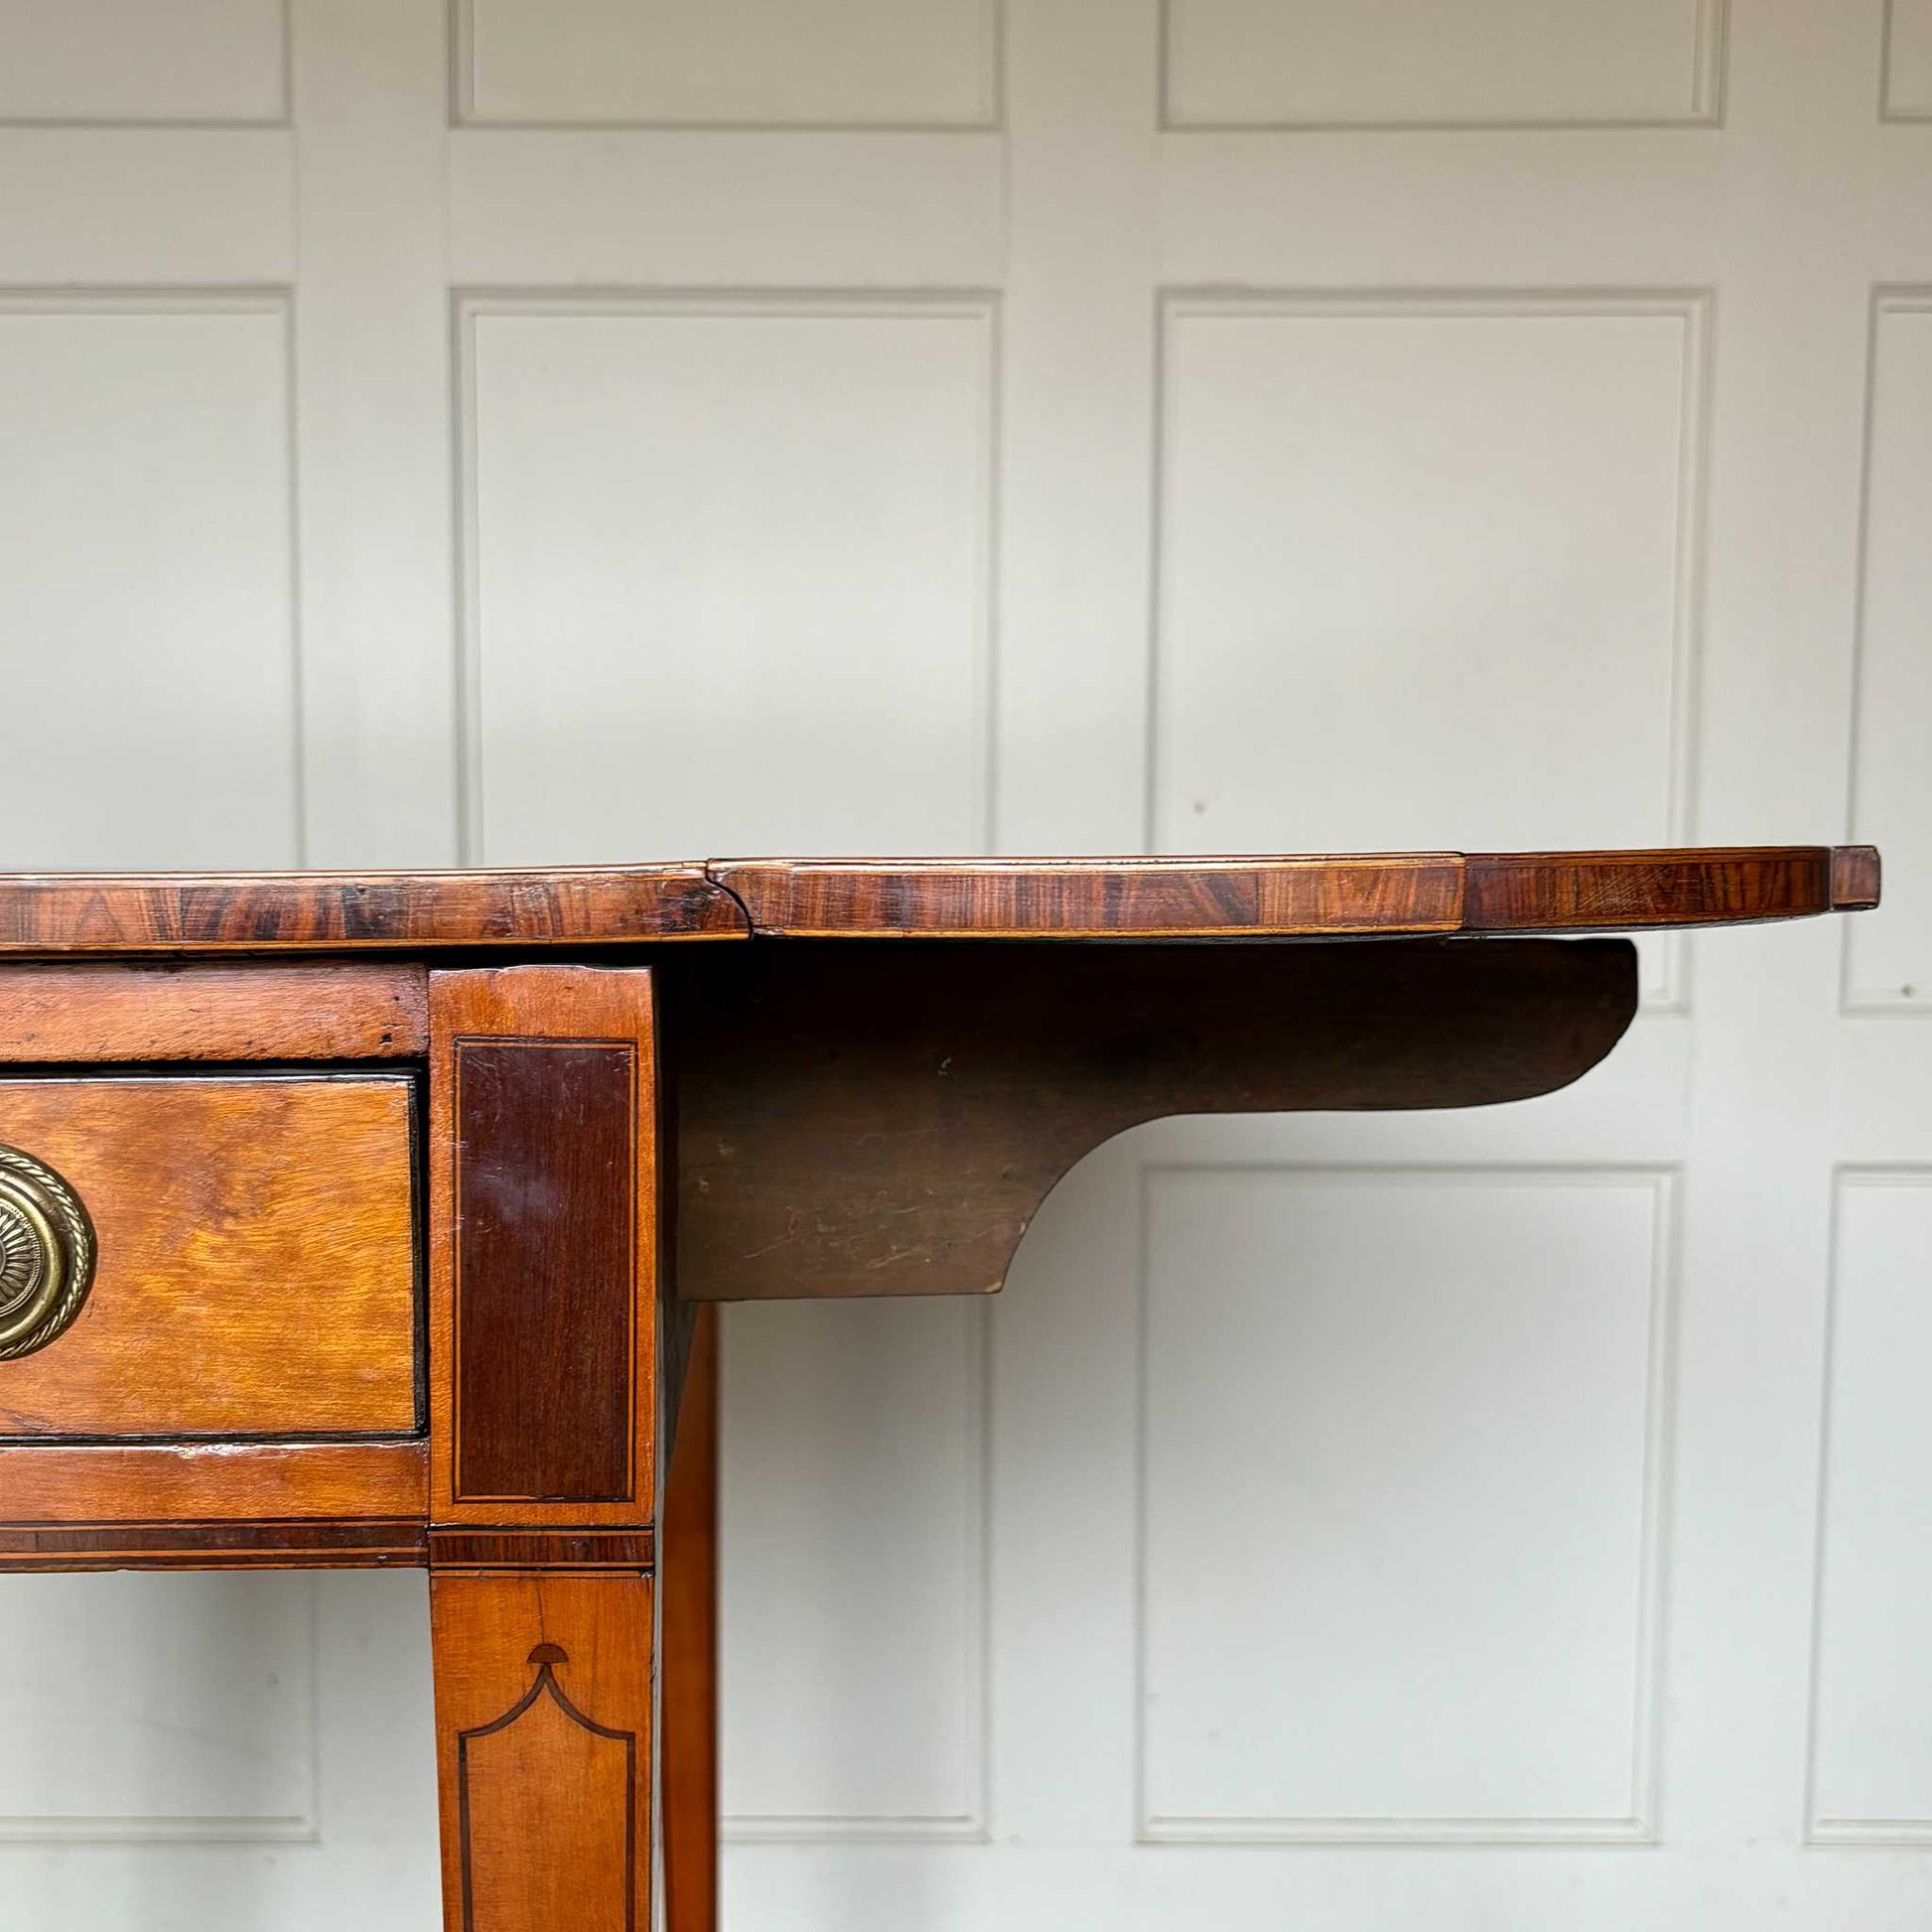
xmin=0 ymin=1074 xmax=418 ymax=1439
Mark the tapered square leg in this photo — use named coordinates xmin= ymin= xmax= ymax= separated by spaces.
xmin=426 ymin=967 xmax=663 ymax=1929
xmin=430 ymin=1573 xmax=655 ymax=1932
xmin=662 ymin=1306 xmax=719 ymax=1932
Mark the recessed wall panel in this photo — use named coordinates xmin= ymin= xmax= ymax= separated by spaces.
xmin=0 ymin=0 xmax=286 ymax=124
xmin=0 ymin=298 xmax=298 ymax=869
xmin=1164 ymin=0 xmax=1720 ymax=127
xmin=459 ymin=0 xmax=998 ymax=127
xmin=466 ymin=298 xmax=993 ymax=862
xmin=1810 ymin=1173 xmax=1932 ymax=1840
xmin=1886 ymin=0 xmax=1932 ymax=118
xmin=1141 ymin=1168 xmax=1668 ymax=1840
xmin=721 ymin=1299 xmax=985 ymax=1838
xmin=0 ymin=1574 xmax=313 ymax=1839
xmin=1846 ymin=300 xmax=1932 ymax=1010
xmin=1154 ymin=296 xmax=1699 ymax=871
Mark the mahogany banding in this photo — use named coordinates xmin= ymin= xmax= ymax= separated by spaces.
xmin=453 ymin=1040 xmax=637 ymax=1505
xmin=430 ymin=1529 xmax=656 ymax=1573
xmin=0 ymin=847 xmax=1876 ymax=952
xmin=428 ymin=965 xmax=659 ymax=1531
xmin=0 ymin=1518 xmax=426 ymax=1570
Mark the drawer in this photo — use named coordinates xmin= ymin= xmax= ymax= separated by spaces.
xmin=0 ymin=1072 xmax=418 ymax=1440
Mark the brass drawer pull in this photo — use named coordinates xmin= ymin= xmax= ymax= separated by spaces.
xmin=0 ymin=1144 xmax=96 ymax=1362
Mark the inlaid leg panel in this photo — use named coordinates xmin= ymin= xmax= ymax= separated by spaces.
xmin=430 ymin=1573 xmax=655 ymax=1932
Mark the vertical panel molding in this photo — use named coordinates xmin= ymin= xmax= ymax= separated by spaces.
xmin=454 ymin=291 xmax=999 ymax=863
xmin=0 ymin=1571 xmax=321 ymax=1843
xmin=719 ymin=1297 xmax=991 ymax=1844
xmin=1842 ymin=292 xmax=1932 ymax=1012
xmin=1150 ymin=290 xmax=1710 ymax=1010
xmin=0 ymin=290 xmax=301 ymax=873
xmin=1136 ymin=1163 xmax=1677 ymax=1845
xmin=1883 ymin=0 xmax=1932 ymax=119
xmin=1806 ymin=1168 xmax=1932 ymax=1842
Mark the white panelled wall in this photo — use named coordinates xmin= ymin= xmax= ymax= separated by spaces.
xmin=0 ymin=2 xmax=1927 ymax=1927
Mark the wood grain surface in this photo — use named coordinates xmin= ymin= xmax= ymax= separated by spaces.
xmin=429 ymin=967 xmax=658 ymax=1527
xmin=0 ymin=1074 xmax=419 ymax=1436
xmin=667 ymin=937 xmax=1638 ymax=1301
xmin=1460 ymin=847 xmax=1873 ymax=928
xmin=0 ymin=864 xmax=743 ymax=952
xmin=710 ymin=846 xmax=1876 ymax=936
xmin=0 ymin=1518 xmax=425 ymax=1570
xmin=1832 ymin=844 xmax=1882 ymax=908
xmin=661 ymin=1305 xmax=719 ymax=1932
xmin=455 ymin=1042 xmax=636 ymax=1503
xmin=0 ymin=847 xmax=1876 ymax=952
xmin=713 ymin=853 xmax=1464 ymax=936
xmin=0 ymin=961 xmax=427 ymax=1059
xmin=0 ymin=1438 xmax=426 ymax=1521
xmin=429 ymin=1530 xmax=655 ymax=1573
xmin=430 ymin=1573 xmax=653 ymax=1932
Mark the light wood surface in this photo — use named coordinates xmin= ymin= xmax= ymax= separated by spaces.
xmin=0 ymin=1439 xmax=427 ymax=1521
xmin=430 ymin=1573 xmax=654 ymax=1932
xmin=0 ymin=961 xmax=427 ymax=1059
xmin=0 ymin=1074 xmax=418 ymax=1437
xmin=0 ymin=1439 xmax=428 ymax=1569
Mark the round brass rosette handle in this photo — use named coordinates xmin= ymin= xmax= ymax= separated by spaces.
xmin=0 ymin=1143 xmax=96 ymax=1362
